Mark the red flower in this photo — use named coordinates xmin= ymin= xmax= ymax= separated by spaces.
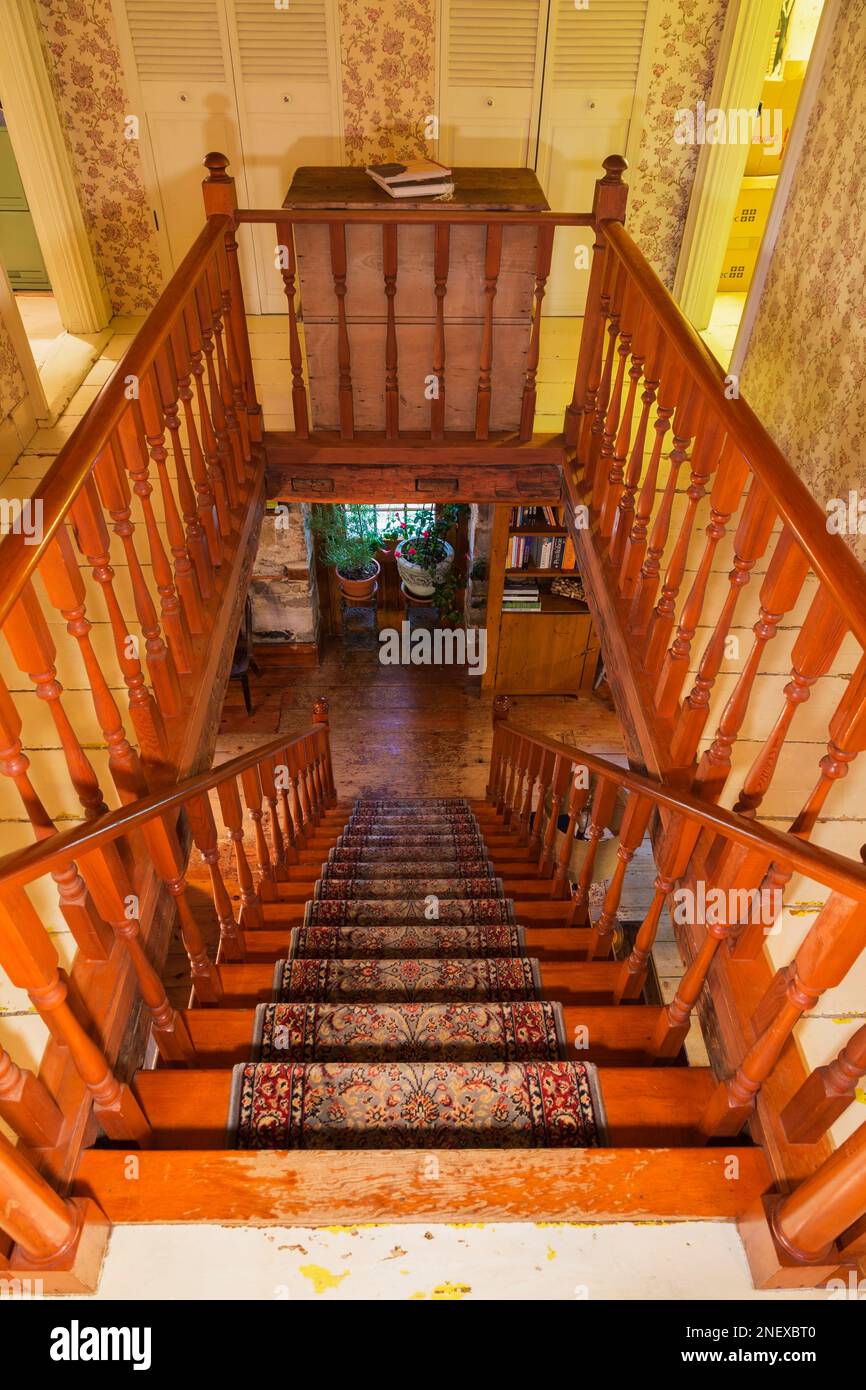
xmin=407 ymin=547 xmax=416 ymax=556
xmin=422 ymin=529 xmax=430 ymax=538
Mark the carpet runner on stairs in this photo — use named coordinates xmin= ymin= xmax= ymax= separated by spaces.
xmin=226 ymin=797 xmax=606 ymax=1150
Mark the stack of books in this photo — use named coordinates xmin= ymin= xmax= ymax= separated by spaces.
xmin=503 ymin=577 xmax=541 ymax=612
xmin=365 ymin=159 xmax=454 ymax=199
xmin=509 ymin=505 xmax=562 ymax=528
xmin=507 ymin=535 xmax=575 ymax=570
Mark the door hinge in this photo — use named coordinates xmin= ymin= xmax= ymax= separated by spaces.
xmin=152 ymin=209 xmax=160 ymax=230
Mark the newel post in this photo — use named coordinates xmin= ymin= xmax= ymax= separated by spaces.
xmin=313 ymin=696 xmax=337 ymax=804
xmin=564 ymin=154 xmax=629 ymax=448
xmin=202 ymin=152 xmax=262 ymax=444
xmin=488 ymin=695 xmax=510 ymax=804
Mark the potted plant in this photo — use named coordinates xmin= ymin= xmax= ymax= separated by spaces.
xmin=311 ymin=504 xmax=380 ymax=601
xmin=395 ymin=505 xmax=462 ymax=598
xmin=433 ymin=572 xmax=464 ymax=628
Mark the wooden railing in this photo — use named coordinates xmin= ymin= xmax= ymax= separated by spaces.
xmin=0 ymin=703 xmax=334 ymax=1273
xmin=488 ymin=705 xmax=866 ymax=1276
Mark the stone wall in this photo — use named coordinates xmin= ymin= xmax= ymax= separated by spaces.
xmin=249 ymin=505 xmax=320 ymax=647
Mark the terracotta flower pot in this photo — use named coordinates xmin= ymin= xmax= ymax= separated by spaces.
xmin=395 ymin=540 xmax=454 ymax=598
xmin=335 ymin=557 xmax=380 ymax=601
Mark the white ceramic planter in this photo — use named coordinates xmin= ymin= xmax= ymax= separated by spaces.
xmin=395 ymin=539 xmax=454 ymax=598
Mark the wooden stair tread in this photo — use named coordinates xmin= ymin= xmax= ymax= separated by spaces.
xmin=230 ymin=926 xmax=592 ymax=962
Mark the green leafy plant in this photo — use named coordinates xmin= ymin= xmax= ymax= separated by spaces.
xmin=311 ymin=504 xmax=379 ymax=580
xmin=433 ymin=571 xmax=463 ymax=627
xmin=394 ymin=504 xmax=467 ymax=575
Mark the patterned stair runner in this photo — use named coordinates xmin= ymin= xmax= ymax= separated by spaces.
xmin=227 ymin=798 xmax=606 ymax=1149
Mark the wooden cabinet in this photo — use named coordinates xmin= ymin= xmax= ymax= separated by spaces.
xmin=284 ymin=167 xmax=549 ymax=433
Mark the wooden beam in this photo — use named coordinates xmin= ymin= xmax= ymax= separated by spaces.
xmin=74 ymin=1147 xmax=771 ymax=1226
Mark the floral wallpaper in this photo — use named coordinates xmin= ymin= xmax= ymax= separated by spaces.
xmin=0 ymin=314 xmax=27 ymax=422
xmin=741 ymin=0 xmax=866 ymax=565
xmin=339 ymin=0 xmax=436 ymax=164
xmin=627 ymin=0 xmax=731 ymax=287
xmin=35 ymin=0 xmax=163 ymax=314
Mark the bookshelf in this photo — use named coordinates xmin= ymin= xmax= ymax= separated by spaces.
xmin=482 ymin=503 xmax=599 ymax=694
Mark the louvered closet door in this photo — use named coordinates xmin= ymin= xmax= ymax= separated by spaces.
xmin=536 ymin=0 xmax=650 ymax=315
xmin=439 ymin=0 xmax=549 ymax=165
xmin=224 ymin=0 xmax=342 ymax=314
xmin=114 ymin=0 xmax=258 ymax=299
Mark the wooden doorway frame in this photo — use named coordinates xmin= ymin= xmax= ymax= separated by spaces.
xmin=0 ymin=1 xmax=112 ymax=337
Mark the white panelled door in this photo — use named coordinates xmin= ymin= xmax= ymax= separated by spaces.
xmin=114 ymin=0 xmax=342 ymax=313
xmin=537 ymin=0 xmax=650 ymax=315
xmin=438 ymin=0 xmax=548 ymax=166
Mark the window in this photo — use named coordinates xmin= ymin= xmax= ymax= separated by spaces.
xmin=339 ymin=503 xmax=430 ymax=538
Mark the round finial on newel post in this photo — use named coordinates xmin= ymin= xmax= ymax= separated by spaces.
xmin=204 ymin=151 xmax=231 ymax=183
xmin=492 ymin=695 xmax=511 ymax=725
xmin=601 ymin=154 xmax=628 ymax=184
xmin=313 ymin=696 xmax=330 ymax=726
xmin=594 ymin=155 xmax=629 ymax=224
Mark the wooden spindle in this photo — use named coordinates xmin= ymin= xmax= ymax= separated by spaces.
xmin=140 ymin=815 xmax=222 ymax=1004
xmin=4 ymin=582 xmax=108 ymax=817
xmin=305 ymin=730 xmax=326 ymax=822
xmin=183 ymin=298 xmax=234 ymax=534
xmin=539 ymin=754 xmax=568 ymax=877
xmin=767 ymin=1118 xmax=866 ymax=1270
xmin=193 ymin=276 xmax=242 ymax=510
xmin=581 ymin=254 xmax=621 ymax=485
xmin=329 ymin=222 xmax=354 ymax=439
xmin=269 ymin=747 xmax=300 ymax=859
xmin=515 ymin=739 xmax=538 ymax=842
xmin=206 ymin=258 xmax=246 ymax=488
xmin=608 ymin=318 xmax=663 ymax=568
xmin=552 ymin=765 xmax=590 ymax=899
xmin=312 ymin=695 xmax=336 ymax=803
xmin=669 ymin=477 xmax=777 ymax=765
xmin=216 ymin=775 xmax=265 ymax=931
xmin=593 ymin=277 xmax=635 ymax=516
xmin=427 ymin=222 xmax=450 ymax=439
xmin=275 ymin=220 xmax=310 ymax=439
xmin=39 ymin=528 xmax=148 ymax=805
xmin=382 ymin=222 xmax=399 ymax=438
xmin=519 ymin=223 xmax=554 ymax=442
xmin=781 ymin=1020 xmax=866 ymax=1144
xmin=614 ymin=818 xmax=702 ymax=1003
xmin=488 ymin=694 xmax=510 ymax=804
xmin=258 ymin=755 xmax=288 ymax=879
xmin=570 ymin=776 xmax=617 ymax=926
xmin=475 ymin=222 xmax=501 ymax=440
xmin=528 ymin=749 xmax=554 ymax=858
xmin=115 ymin=407 xmax=194 ymax=675
xmin=0 ymin=1041 xmax=63 ymax=1149
xmin=693 ymin=528 xmax=811 ymax=803
xmin=599 ymin=292 xmax=645 ymax=535
xmin=72 ymin=473 xmax=170 ymax=767
xmin=215 ymin=239 xmax=253 ymax=465
xmin=586 ymin=793 xmax=653 ymax=958
xmin=0 ymin=887 xmax=150 ymax=1142
xmin=241 ymin=765 xmax=275 ymax=882
xmin=185 ymin=792 xmax=246 ymax=962
xmin=790 ymin=653 xmax=866 ymax=840
xmin=153 ymin=343 xmax=214 ymax=600
xmin=202 ymin=152 xmax=262 ymax=443
xmin=170 ymin=316 xmax=222 ymax=567
xmin=0 ymin=1128 xmax=106 ymax=1271
xmin=79 ymin=841 xmax=196 ymax=1061
xmin=618 ymin=356 xmax=681 ymax=598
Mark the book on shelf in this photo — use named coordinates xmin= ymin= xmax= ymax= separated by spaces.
xmin=502 ymin=600 xmax=542 ymax=612
xmin=506 ymin=533 xmax=574 ymax=570
xmin=509 ymin=504 xmax=562 ymax=529
xmin=366 ymin=159 xmax=454 ymax=198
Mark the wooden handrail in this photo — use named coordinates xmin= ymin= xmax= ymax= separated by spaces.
xmin=0 ymin=726 xmax=325 ymax=892
xmin=0 ymin=217 xmax=231 ymax=631
xmin=600 ymin=220 xmax=866 ymax=653
xmin=237 ymin=208 xmax=594 ymax=227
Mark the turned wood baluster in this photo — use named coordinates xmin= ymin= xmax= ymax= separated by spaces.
xmin=216 ymin=775 xmax=265 ymax=930
xmin=551 ymin=765 xmax=591 ymax=899
xmin=580 ymin=251 xmax=620 ymax=485
xmin=79 ymin=841 xmax=197 ymax=1060
xmin=618 ymin=356 xmax=681 ymax=598
xmin=71 ymin=473 xmax=170 ymax=767
xmin=3 ymin=582 xmax=108 ymax=817
xmin=570 ymin=776 xmax=617 ymax=927
xmin=642 ymin=408 xmax=723 ymax=677
xmin=215 ymin=239 xmax=253 ymax=465
xmin=782 ymin=1019 xmax=866 ymax=1143
xmin=153 ymin=343 xmax=214 ymax=601
xmin=528 ymin=749 xmax=554 ymax=858
xmin=0 ymin=1039 xmax=63 ymax=1149
xmin=202 ymin=152 xmax=262 ymax=443
xmin=266 ymin=747 xmax=299 ymax=862
xmin=599 ymin=292 xmax=645 ymax=535
xmin=735 ymin=586 xmax=848 ymax=818
xmin=655 ymin=443 xmax=751 ymax=721
xmin=487 ymin=695 xmax=510 ymax=804
xmin=475 ymin=222 xmax=502 ymax=441
xmin=699 ymin=893 xmax=866 ymax=1138
xmin=139 ymin=368 xmax=206 ymax=636
xmin=502 ymin=732 xmax=523 ymax=825
xmin=0 ymin=887 xmax=150 ymax=1142
xmin=539 ymin=754 xmax=569 ymax=877
xmin=430 ymin=223 xmax=450 ymax=439
xmin=185 ymin=792 xmax=246 ymax=962
xmin=593 ymin=276 xmax=635 ymax=516
xmin=329 ymin=222 xmax=354 ymax=440
xmin=141 ymin=814 xmax=222 ymax=1004
xmin=585 ymin=258 xmax=624 ymax=481
xmin=383 ymin=223 xmax=400 ymax=438
xmin=275 ymin=220 xmax=310 ymax=439
xmin=115 ymin=407 xmax=194 ymax=675
xmin=183 ymin=298 xmax=234 ymax=533
xmin=669 ymin=478 xmax=777 ymax=765
xmin=170 ymin=316 xmax=222 ymax=568
xmin=790 ymin=653 xmax=866 ymax=841
xmin=495 ymin=726 xmax=515 ymax=817
xmin=515 ymin=739 xmax=537 ymax=839
xmin=0 ymin=675 xmax=112 ymax=960
xmin=240 ymin=765 xmax=275 ymax=883
xmin=630 ymin=383 xmax=702 ymax=635
xmin=772 ymin=1118 xmax=866 ymax=1267
xmin=205 ymin=258 xmax=246 ymax=488
xmin=312 ymin=695 xmax=336 ymax=804
xmin=39 ymin=529 xmax=148 ymax=806
xmin=307 ymin=731 xmax=327 ymax=821
xmin=609 ymin=320 xmax=663 ymax=567
xmin=95 ymin=440 xmax=183 ymax=717
xmin=586 ymin=793 xmax=653 ymax=959
xmin=285 ymin=739 xmax=310 ymax=848
xmin=693 ymin=528 xmax=811 ymax=803
xmin=614 ymin=817 xmax=702 ymax=1003
xmin=258 ymin=754 xmax=288 ymax=880
xmin=519 ymin=224 xmax=555 ymax=442
xmin=0 ymin=1127 xmax=100 ymax=1266
xmin=193 ymin=277 xmax=242 ymax=509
